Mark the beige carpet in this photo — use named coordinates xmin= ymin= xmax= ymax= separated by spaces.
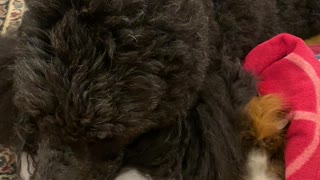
xmin=0 ymin=0 xmax=25 ymax=34
xmin=0 ymin=1 xmax=24 ymax=179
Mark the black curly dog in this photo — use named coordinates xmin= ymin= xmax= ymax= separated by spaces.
xmin=0 ymin=0 xmax=319 ymax=179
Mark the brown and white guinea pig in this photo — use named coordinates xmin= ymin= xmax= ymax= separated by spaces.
xmin=242 ymin=94 xmax=290 ymax=180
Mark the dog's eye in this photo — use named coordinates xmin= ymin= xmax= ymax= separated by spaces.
xmin=0 ymin=157 xmax=6 ymax=167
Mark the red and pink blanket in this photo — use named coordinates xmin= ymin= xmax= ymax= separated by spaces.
xmin=244 ymin=33 xmax=320 ymax=180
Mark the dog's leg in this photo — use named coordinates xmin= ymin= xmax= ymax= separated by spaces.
xmin=20 ymin=153 xmax=149 ymax=180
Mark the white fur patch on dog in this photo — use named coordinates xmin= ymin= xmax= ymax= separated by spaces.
xmin=19 ymin=153 xmax=149 ymax=180
xmin=115 ymin=168 xmax=150 ymax=180
xmin=20 ymin=153 xmax=35 ymax=180
xmin=245 ymin=150 xmax=279 ymax=180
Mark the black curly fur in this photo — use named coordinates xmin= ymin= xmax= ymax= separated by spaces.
xmin=0 ymin=0 xmax=319 ymax=179
xmin=0 ymin=36 xmax=18 ymax=147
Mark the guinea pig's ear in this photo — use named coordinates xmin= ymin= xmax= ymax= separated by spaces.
xmin=277 ymin=118 xmax=289 ymax=130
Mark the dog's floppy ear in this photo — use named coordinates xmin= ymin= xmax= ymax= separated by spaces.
xmin=0 ymin=36 xmax=16 ymax=62
xmin=21 ymin=0 xmax=75 ymax=30
xmin=0 ymin=36 xmax=19 ymax=147
xmin=22 ymin=0 xmax=131 ymax=30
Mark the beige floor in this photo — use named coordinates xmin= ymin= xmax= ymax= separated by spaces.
xmin=0 ymin=0 xmax=25 ymax=35
xmin=305 ymin=35 xmax=320 ymax=46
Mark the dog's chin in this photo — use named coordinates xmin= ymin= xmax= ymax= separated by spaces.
xmin=20 ymin=152 xmax=149 ymax=180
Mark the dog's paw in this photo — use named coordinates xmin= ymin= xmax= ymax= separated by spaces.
xmin=115 ymin=168 xmax=151 ymax=180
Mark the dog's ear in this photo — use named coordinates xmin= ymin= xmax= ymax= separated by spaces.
xmin=22 ymin=0 xmax=139 ymax=30
xmin=22 ymin=0 xmax=72 ymax=28
xmin=0 ymin=36 xmax=16 ymax=62
xmin=0 ymin=36 xmax=19 ymax=147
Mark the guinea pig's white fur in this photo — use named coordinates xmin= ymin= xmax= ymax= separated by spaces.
xmin=245 ymin=150 xmax=281 ymax=180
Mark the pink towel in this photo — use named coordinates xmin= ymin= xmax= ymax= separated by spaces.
xmin=310 ymin=45 xmax=320 ymax=54
xmin=244 ymin=33 xmax=320 ymax=180
xmin=309 ymin=45 xmax=320 ymax=60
